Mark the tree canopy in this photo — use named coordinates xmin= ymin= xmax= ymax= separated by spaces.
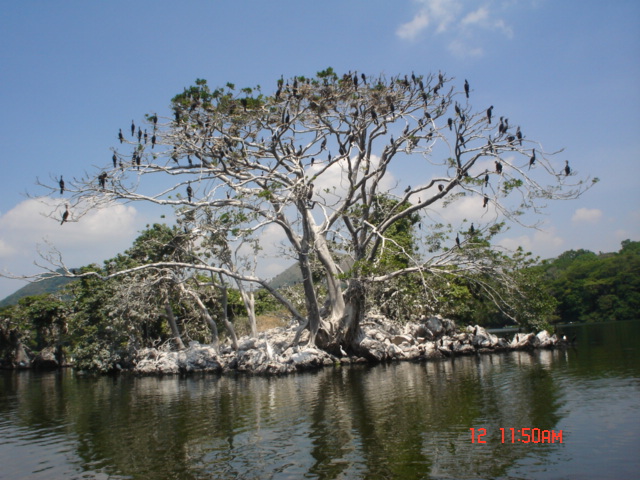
xmin=25 ymin=68 xmax=595 ymax=356
xmin=538 ymin=240 xmax=640 ymax=323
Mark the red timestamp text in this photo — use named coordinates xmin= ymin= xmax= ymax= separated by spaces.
xmin=470 ymin=427 xmax=563 ymax=444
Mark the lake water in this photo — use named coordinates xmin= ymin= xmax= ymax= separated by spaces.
xmin=1 ymin=321 xmax=639 ymax=480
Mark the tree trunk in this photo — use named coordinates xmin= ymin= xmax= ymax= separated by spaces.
xmin=315 ymin=278 xmax=366 ymax=354
xmin=190 ymin=293 xmax=220 ymax=350
xmin=163 ymin=301 xmax=186 ymax=350
xmin=298 ymin=205 xmax=322 ymax=345
xmin=299 ymin=249 xmax=322 ymax=345
xmin=235 ymin=279 xmax=257 ymax=338
xmin=217 ymin=277 xmax=239 ymax=351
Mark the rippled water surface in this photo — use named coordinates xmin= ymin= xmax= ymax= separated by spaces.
xmin=1 ymin=321 xmax=639 ymax=479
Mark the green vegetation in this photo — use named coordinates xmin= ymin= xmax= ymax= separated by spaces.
xmin=4 ymin=231 xmax=636 ymax=371
xmin=537 ymin=240 xmax=640 ymax=323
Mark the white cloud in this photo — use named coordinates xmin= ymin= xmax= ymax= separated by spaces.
xmin=398 ymin=0 xmax=461 ymax=40
xmin=308 ymin=154 xmax=395 ymax=208
xmin=396 ymin=11 xmax=430 ymax=40
xmin=0 ymin=198 xmax=140 ymax=277
xmin=397 ymin=0 xmax=516 ymax=57
xmin=571 ymin=207 xmax=603 ymax=224
xmin=498 ymin=227 xmax=564 ymax=257
xmin=0 ymin=198 xmax=138 ymax=255
xmin=461 ymin=6 xmax=489 ymax=26
xmin=0 ymin=238 xmax=17 ymax=257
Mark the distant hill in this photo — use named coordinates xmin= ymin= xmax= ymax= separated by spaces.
xmin=266 ymin=256 xmax=353 ymax=290
xmin=0 ymin=273 xmax=76 ymax=308
xmin=267 ymin=262 xmax=301 ymax=289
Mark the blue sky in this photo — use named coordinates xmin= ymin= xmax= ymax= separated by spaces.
xmin=1 ymin=0 xmax=639 ymax=299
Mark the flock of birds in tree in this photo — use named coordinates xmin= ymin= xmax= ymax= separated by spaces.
xmin=57 ymin=73 xmax=573 ymax=230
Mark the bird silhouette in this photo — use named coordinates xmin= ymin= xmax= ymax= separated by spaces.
xmin=564 ymin=160 xmax=571 ymax=176
xmin=486 ymin=106 xmax=493 ymax=124
xmin=60 ymin=205 xmax=69 ymax=225
xmin=456 ymin=234 xmax=461 ymax=248
xmin=131 ymin=120 xmax=135 ymax=137
xmin=112 ymin=153 xmax=117 ymax=168
xmin=186 ymin=183 xmax=193 ymax=203
xmin=438 ymin=184 xmax=444 ymax=192
xmin=118 ymin=129 xmax=124 ymax=143
xmin=464 ymin=79 xmax=469 ymax=98
xmin=529 ymin=149 xmax=536 ymax=169
xmin=59 ymin=176 xmax=64 ymax=195
xmin=495 ymin=161 xmax=503 ymax=175
xmin=483 ymin=195 xmax=489 ymax=208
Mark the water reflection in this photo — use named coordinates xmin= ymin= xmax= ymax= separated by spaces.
xmin=1 ymin=321 xmax=639 ymax=479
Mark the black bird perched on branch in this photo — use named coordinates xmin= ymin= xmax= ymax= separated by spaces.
xmin=186 ymin=183 xmax=193 ymax=203
xmin=98 ymin=172 xmax=107 ymax=190
xmin=404 ymin=185 xmax=411 ymax=193
xmin=486 ymin=106 xmax=493 ymax=124
xmin=151 ymin=134 xmax=156 ymax=149
xmin=306 ymin=183 xmax=314 ymax=204
xmin=464 ymin=79 xmax=469 ymax=98
xmin=448 ymin=118 xmax=453 ymax=130
xmin=438 ymin=184 xmax=444 ymax=192
xmin=118 ymin=129 xmax=124 ymax=143
xmin=60 ymin=205 xmax=69 ymax=225
xmin=495 ymin=161 xmax=503 ymax=174
xmin=59 ymin=176 xmax=64 ymax=195
xmin=131 ymin=120 xmax=135 ymax=137
xmin=469 ymin=223 xmax=475 ymax=235
xmin=456 ymin=234 xmax=461 ymax=248
xmin=483 ymin=195 xmax=489 ymax=208
xmin=564 ymin=160 xmax=571 ymax=176
xmin=371 ymin=108 xmax=378 ymax=124
xmin=484 ymin=173 xmax=489 ymax=188
xmin=112 ymin=153 xmax=117 ymax=169
xmin=529 ymin=149 xmax=536 ymax=169
xmin=516 ymin=127 xmax=523 ymax=146
xmin=137 ymin=128 xmax=142 ymax=143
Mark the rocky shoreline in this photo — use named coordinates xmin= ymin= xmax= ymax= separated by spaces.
xmin=131 ymin=315 xmax=569 ymax=376
xmin=2 ymin=315 xmax=570 ymax=374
